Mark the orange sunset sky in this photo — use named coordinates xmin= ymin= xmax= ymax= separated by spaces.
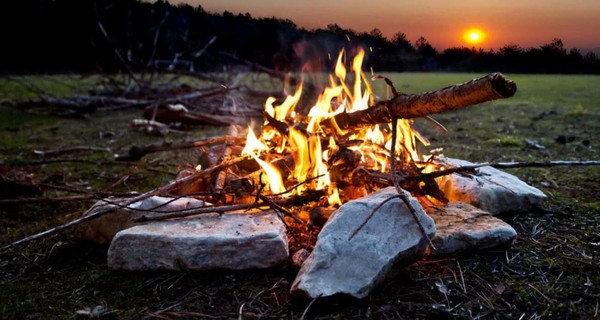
xmin=168 ymin=0 xmax=600 ymax=51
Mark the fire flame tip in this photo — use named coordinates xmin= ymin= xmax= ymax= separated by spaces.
xmin=238 ymin=47 xmax=430 ymax=206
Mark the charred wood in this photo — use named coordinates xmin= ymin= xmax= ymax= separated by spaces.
xmin=33 ymin=146 xmax=112 ymax=157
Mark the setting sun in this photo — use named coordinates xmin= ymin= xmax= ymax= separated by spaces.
xmin=463 ymin=28 xmax=486 ymax=46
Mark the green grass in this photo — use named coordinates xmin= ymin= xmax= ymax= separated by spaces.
xmin=0 ymin=73 xmax=599 ymax=319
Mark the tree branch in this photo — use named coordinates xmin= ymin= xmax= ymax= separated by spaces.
xmin=331 ymin=73 xmax=516 ymax=129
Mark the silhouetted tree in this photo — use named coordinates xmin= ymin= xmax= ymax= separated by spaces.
xmin=0 ymin=0 xmax=598 ymax=74
xmin=414 ymin=37 xmax=438 ymax=70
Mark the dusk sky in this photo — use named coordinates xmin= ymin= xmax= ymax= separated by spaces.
xmin=168 ymin=0 xmax=600 ymax=51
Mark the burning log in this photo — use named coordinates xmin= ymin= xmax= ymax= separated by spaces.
xmin=330 ymin=72 xmax=516 ymax=129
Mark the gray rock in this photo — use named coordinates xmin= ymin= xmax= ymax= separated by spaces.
xmin=291 ymin=187 xmax=436 ymax=299
xmin=426 ymin=202 xmax=517 ymax=258
xmin=107 ymin=210 xmax=288 ymax=271
xmin=76 ymin=196 xmax=208 ymax=244
xmin=434 ymin=157 xmax=546 ymax=214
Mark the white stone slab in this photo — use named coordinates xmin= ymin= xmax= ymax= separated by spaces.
xmin=291 ymin=187 xmax=436 ymax=299
xmin=434 ymin=157 xmax=546 ymax=214
xmin=107 ymin=210 xmax=288 ymax=271
xmin=426 ymin=202 xmax=517 ymax=258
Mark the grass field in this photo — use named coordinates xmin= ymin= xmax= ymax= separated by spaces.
xmin=0 ymin=73 xmax=599 ymax=319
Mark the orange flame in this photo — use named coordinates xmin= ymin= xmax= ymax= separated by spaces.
xmin=242 ymin=47 xmax=427 ymax=206
xmin=241 ymin=127 xmax=286 ymax=194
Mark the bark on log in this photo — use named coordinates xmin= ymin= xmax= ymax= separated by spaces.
xmin=332 ymin=72 xmax=516 ymax=129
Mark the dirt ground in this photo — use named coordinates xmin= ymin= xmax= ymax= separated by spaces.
xmin=0 ymin=73 xmax=599 ymax=319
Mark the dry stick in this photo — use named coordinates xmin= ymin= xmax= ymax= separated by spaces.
xmin=258 ymin=195 xmax=304 ymax=224
xmin=115 ymin=135 xmax=243 ymax=161
xmin=348 ymin=119 xmax=436 ymax=247
xmin=10 ymin=85 xmax=236 ymax=112
xmin=0 ymin=183 xmax=140 ymax=204
xmin=136 ymin=189 xmax=320 ymax=223
xmin=134 ymin=203 xmax=261 ymax=222
xmin=136 ymin=196 xmax=306 ymax=223
xmin=409 ymin=160 xmax=600 ymax=182
xmin=348 ymin=195 xmax=401 ymax=240
xmin=352 ymin=159 xmax=600 ymax=240
xmin=487 ymin=160 xmax=600 ymax=169
xmin=0 ymin=157 xmax=247 ymax=253
xmin=299 ymin=297 xmax=319 ymax=320
xmin=330 ymin=72 xmax=516 ymax=129
xmin=29 ymin=158 xmax=137 ymax=166
xmin=389 ymin=118 xmax=436 ymax=250
xmin=37 ymin=183 xmax=101 ymax=194
xmin=364 ymin=160 xmax=600 ymax=186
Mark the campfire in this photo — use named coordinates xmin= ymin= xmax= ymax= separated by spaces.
xmin=159 ymin=47 xmax=517 ymax=218
xmin=34 ymin=47 xmax=547 ymax=299
xmin=239 ymin=48 xmax=436 ymax=209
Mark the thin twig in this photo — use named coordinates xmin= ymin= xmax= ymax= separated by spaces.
xmin=457 ymin=261 xmax=467 ymax=294
xmin=366 ymin=159 xmax=600 ymax=185
xmin=389 ymin=118 xmax=435 ymax=249
xmin=258 ymin=195 xmax=304 ymax=224
xmin=527 ymin=283 xmax=554 ymax=304
xmin=134 ymin=203 xmax=260 ymax=222
xmin=29 ymin=158 xmax=137 ymax=166
xmin=33 ymin=146 xmax=112 ymax=157
xmin=416 ymin=159 xmax=600 ymax=180
xmin=299 ymin=297 xmax=319 ymax=320
xmin=115 ymin=135 xmax=243 ymax=161
xmin=488 ymin=160 xmax=600 ymax=168
xmin=348 ymin=195 xmax=400 ymax=240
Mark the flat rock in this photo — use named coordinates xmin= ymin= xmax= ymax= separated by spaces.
xmin=291 ymin=187 xmax=436 ymax=299
xmin=76 ymin=196 xmax=208 ymax=244
xmin=434 ymin=157 xmax=546 ymax=214
xmin=426 ymin=202 xmax=517 ymax=258
xmin=107 ymin=210 xmax=288 ymax=271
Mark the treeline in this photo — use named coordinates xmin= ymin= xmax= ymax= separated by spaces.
xmin=1 ymin=0 xmax=599 ymax=74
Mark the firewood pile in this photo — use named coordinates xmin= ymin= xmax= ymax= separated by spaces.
xmin=128 ymin=49 xmax=517 ymax=228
